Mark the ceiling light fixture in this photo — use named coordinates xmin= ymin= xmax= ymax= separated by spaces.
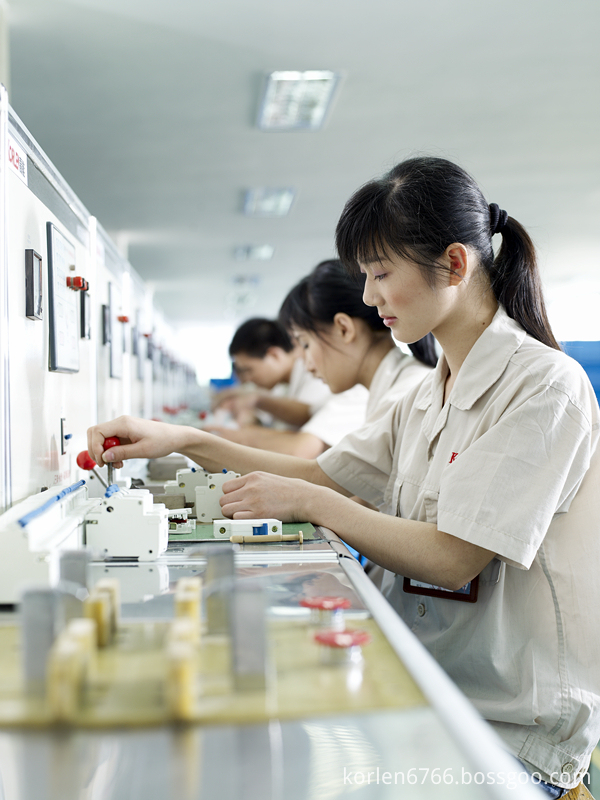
xmin=234 ymin=244 xmax=275 ymax=261
xmin=244 ymin=188 xmax=296 ymax=217
xmin=257 ymin=71 xmax=340 ymax=131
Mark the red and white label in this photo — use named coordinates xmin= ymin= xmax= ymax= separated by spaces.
xmin=7 ymin=134 xmax=28 ymax=185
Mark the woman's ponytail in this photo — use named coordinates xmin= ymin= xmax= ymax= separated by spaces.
xmin=490 ymin=213 xmax=560 ymax=350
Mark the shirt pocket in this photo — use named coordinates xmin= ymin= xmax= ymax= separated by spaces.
xmin=423 ymin=489 xmax=439 ymax=525
xmin=383 ymin=468 xmax=402 ymax=516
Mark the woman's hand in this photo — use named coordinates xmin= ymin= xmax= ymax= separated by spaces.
xmin=87 ymin=415 xmax=194 ymax=468
xmin=220 ymin=471 xmax=318 ymax=522
xmin=212 ymin=389 xmax=262 ymax=423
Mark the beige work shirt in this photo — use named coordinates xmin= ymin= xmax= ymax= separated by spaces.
xmin=318 ymin=306 xmax=600 ymax=788
xmin=366 ymin=346 xmax=433 ymax=423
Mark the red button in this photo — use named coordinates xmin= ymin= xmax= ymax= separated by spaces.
xmin=300 ymin=596 xmax=352 ymax=611
xmin=76 ymin=451 xmax=97 ymax=470
xmin=314 ymin=629 xmax=372 ymax=649
xmin=103 ymin=437 xmax=121 ymax=451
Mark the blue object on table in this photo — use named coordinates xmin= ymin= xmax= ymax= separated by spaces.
xmin=340 ymin=539 xmax=368 ymax=567
xmin=253 ymin=523 xmax=269 ymax=536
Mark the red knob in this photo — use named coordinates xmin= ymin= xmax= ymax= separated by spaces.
xmin=66 ymin=276 xmax=86 ymax=290
xmin=117 ymin=315 xmax=129 ymax=323
xmin=103 ymin=437 xmax=121 ymax=451
xmin=300 ymin=596 xmax=352 ymax=611
xmin=76 ymin=451 xmax=97 ymax=470
xmin=314 ymin=629 xmax=372 ymax=649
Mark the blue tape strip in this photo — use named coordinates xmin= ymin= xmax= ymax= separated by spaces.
xmin=17 ymin=480 xmax=86 ymax=528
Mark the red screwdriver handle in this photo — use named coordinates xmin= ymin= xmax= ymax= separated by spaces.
xmin=76 ymin=451 xmax=97 ymax=471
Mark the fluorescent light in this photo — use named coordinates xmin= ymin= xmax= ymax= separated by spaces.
xmin=257 ymin=70 xmax=340 ymax=131
xmin=244 ymin=187 xmax=295 ymax=217
xmin=234 ymin=244 xmax=275 ymax=261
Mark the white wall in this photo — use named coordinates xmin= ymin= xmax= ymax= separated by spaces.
xmin=1 ymin=101 xmax=197 ymax=509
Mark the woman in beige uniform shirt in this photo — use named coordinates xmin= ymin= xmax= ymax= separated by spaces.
xmin=277 ymin=259 xmax=436 ymax=425
xmin=88 ymin=157 xmax=600 ymax=797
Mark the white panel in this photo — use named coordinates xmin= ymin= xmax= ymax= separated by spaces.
xmin=0 ymin=86 xmax=11 ymax=512
xmin=6 ymin=168 xmax=94 ymax=502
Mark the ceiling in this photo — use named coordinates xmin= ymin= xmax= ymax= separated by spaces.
xmin=6 ymin=0 xmax=600 ymax=330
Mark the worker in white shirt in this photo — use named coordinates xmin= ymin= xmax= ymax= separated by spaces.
xmin=277 ymin=259 xmax=436 ymax=428
xmin=211 ymin=312 xmax=371 ymax=457
xmin=88 ymin=156 xmax=600 ymax=797
xmin=213 ymin=317 xmax=331 ymax=428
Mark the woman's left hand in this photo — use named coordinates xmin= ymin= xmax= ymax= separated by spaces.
xmin=220 ymin=471 xmax=314 ymax=521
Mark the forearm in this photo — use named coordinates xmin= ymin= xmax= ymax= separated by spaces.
xmin=212 ymin=426 xmax=326 ymax=457
xmin=180 ymin=427 xmax=343 ymax=490
xmin=255 ymin=395 xmax=312 ymax=427
xmin=303 ymin=487 xmax=495 ymax=589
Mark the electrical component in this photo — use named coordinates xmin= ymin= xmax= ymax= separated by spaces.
xmin=84 ymin=487 xmax=168 ymax=561
xmin=213 ymin=518 xmax=282 ymax=539
xmin=167 ymin=508 xmax=195 ymax=534
xmin=164 ymin=467 xmax=240 ymax=521
xmin=205 ymin=545 xmax=235 ymax=635
xmin=230 ymin=583 xmax=267 ymax=691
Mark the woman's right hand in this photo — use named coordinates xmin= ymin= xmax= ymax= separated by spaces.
xmin=87 ymin=416 xmax=193 ymax=468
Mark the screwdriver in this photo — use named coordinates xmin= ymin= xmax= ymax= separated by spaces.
xmin=102 ymin=437 xmax=121 ymax=486
xmin=76 ymin=451 xmax=108 ymax=488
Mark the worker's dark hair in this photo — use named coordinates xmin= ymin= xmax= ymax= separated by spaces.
xmin=335 ymin=156 xmax=560 ymax=351
xmin=278 ymin=259 xmax=437 ymax=368
xmin=229 ymin=317 xmax=294 ymax=358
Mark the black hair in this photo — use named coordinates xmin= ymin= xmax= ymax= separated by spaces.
xmin=229 ymin=317 xmax=294 ymax=359
xmin=278 ymin=259 xmax=437 ymax=368
xmin=335 ymin=156 xmax=560 ymax=351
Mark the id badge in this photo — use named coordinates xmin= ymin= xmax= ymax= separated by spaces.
xmin=403 ymin=575 xmax=479 ymax=603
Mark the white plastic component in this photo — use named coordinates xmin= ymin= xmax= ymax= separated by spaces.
xmin=213 ymin=519 xmax=282 ymax=539
xmin=174 ymin=576 xmax=202 ymax=636
xmin=164 ymin=468 xmax=208 ymax=504
xmin=194 ymin=471 xmax=240 ymax=521
xmin=166 ymin=641 xmax=196 ymax=720
xmin=164 ymin=468 xmax=240 ymax=520
xmin=84 ymin=488 xmax=168 ymax=561
xmin=167 ymin=508 xmax=195 ymax=534
xmin=46 ymin=636 xmax=87 ymax=720
xmin=0 ymin=482 xmax=97 ymax=603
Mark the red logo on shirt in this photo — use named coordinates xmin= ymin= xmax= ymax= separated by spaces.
xmin=449 ymin=452 xmax=459 ymax=464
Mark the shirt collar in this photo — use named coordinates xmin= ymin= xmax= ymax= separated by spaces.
xmin=415 ymin=306 xmax=527 ymax=414
xmin=370 ymin=347 xmax=403 ymax=397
